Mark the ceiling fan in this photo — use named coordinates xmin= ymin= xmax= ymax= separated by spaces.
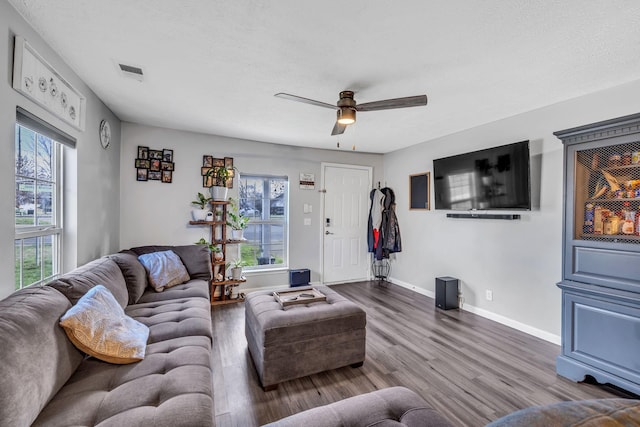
xmin=274 ymin=90 xmax=428 ymax=135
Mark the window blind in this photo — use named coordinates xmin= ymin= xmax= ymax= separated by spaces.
xmin=16 ymin=107 xmax=76 ymax=148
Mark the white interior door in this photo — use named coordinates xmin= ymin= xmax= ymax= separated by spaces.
xmin=322 ymin=164 xmax=372 ymax=283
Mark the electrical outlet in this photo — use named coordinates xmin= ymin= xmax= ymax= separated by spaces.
xmin=486 ymin=290 xmax=493 ymax=301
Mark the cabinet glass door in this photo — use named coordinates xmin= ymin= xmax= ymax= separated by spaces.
xmin=575 ymin=141 xmax=640 ymax=243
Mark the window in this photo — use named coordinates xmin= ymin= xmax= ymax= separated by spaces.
xmin=447 ymin=172 xmax=476 ymax=210
xmin=237 ymin=175 xmax=288 ymax=271
xmin=14 ymin=116 xmax=65 ymax=290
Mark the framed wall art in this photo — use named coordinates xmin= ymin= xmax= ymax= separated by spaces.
xmin=163 ymin=149 xmax=173 ymax=162
xmin=201 ymin=156 xmax=234 ymax=188
xmin=135 ymin=159 xmax=150 ymax=169
xmin=138 ymin=146 xmax=149 ymax=159
xmin=12 ymin=36 xmax=86 ymax=130
xmin=149 ymin=149 xmax=163 ymax=160
xmin=135 ymin=145 xmax=175 ymax=183
xmin=409 ymin=172 xmax=430 ymax=210
xmin=150 ymin=159 xmax=161 ymax=171
xmin=137 ymin=168 xmax=148 ymax=181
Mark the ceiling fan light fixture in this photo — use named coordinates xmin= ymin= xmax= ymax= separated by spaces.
xmin=276 ymin=90 xmax=426 ymax=136
xmin=337 ymin=107 xmax=356 ymax=125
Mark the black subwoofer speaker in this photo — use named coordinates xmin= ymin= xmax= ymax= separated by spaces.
xmin=435 ymin=276 xmax=459 ymax=310
xmin=289 ymin=269 xmax=310 ymax=287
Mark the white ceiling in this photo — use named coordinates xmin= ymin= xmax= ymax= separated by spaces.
xmin=8 ymin=0 xmax=640 ymax=153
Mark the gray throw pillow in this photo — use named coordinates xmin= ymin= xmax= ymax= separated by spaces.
xmin=138 ymin=250 xmax=190 ymax=292
xmin=109 ymin=252 xmax=147 ymax=304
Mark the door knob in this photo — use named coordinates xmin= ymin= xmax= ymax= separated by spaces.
xmin=325 ymin=231 xmax=334 ymax=235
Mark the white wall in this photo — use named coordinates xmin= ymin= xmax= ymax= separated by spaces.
xmin=6 ymin=0 xmax=640 ymax=347
xmin=0 ymin=1 xmax=121 ymax=299
xmin=119 ymin=123 xmax=383 ymax=291
xmin=384 ymin=79 xmax=640 ymax=342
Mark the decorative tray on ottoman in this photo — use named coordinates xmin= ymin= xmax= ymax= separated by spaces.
xmin=273 ymin=287 xmax=326 ymax=307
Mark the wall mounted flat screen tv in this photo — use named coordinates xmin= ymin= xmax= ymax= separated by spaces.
xmin=433 ymin=140 xmax=531 ymax=210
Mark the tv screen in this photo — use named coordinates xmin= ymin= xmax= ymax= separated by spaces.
xmin=433 ymin=140 xmax=531 ymax=211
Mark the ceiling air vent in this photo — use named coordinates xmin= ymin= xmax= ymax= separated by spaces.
xmin=118 ymin=63 xmax=144 ymax=82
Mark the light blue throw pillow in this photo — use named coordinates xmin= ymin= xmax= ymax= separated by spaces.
xmin=137 ymin=250 xmax=190 ymax=292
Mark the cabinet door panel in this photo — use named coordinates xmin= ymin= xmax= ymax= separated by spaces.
xmin=572 ymin=246 xmax=640 ymax=292
xmin=564 ymin=292 xmax=640 ymax=383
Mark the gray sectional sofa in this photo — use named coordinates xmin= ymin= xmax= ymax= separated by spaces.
xmin=0 ymin=244 xmax=214 ymax=427
xmin=3 ymin=242 xmax=637 ymax=427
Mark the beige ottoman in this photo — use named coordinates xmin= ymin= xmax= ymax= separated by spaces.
xmin=245 ymin=285 xmax=366 ymax=391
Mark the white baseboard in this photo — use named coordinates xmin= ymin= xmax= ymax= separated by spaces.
xmin=387 ymin=277 xmax=561 ymax=345
xmin=240 ymin=277 xmax=561 ymax=345
xmin=387 ymin=277 xmax=436 ymax=299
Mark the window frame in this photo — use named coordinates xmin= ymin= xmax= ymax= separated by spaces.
xmin=14 ymin=121 xmax=64 ymax=290
xmin=237 ymin=174 xmax=289 ymax=273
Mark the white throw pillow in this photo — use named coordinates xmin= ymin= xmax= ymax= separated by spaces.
xmin=59 ymin=285 xmax=149 ymax=364
xmin=137 ymin=250 xmax=190 ymax=292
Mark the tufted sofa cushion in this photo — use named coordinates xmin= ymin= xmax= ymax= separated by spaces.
xmin=262 ymin=386 xmax=453 ymax=427
xmin=125 ymin=280 xmax=213 ymax=344
xmin=49 ymin=257 xmax=129 ymax=308
xmin=33 ymin=276 xmax=214 ymax=427
xmin=33 ymin=335 xmax=213 ymax=427
xmin=0 ymin=286 xmax=84 ymax=427
xmin=135 ymin=279 xmax=210 ymax=304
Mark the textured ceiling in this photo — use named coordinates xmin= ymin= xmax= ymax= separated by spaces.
xmin=8 ymin=0 xmax=640 ymax=153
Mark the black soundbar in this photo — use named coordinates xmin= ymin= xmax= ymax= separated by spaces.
xmin=446 ymin=213 xmax=521 ymax=220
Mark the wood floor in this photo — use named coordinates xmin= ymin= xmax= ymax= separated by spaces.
xmin=210 ymin=281 xmax=635 ymax=426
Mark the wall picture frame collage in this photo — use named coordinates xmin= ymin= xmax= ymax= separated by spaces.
xmin=201 ymin=156 xmax=234 ymax=188
xmin=136 ymin=146 xmax=175 ymax=183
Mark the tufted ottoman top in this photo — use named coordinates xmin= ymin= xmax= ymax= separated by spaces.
xmin=245 ymin=285 xmax=366 ymax=347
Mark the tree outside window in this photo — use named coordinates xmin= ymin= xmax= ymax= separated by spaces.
xmin=237 ymin=175 xmax=288 ymax=270
xmin=15 ymin=124 xmax=61 ymax=289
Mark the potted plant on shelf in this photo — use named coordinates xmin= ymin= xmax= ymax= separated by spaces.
xmin=206 ymin=166 xmax=236 ymax=201
xmin=191 ymin=192 xmax=212 ymax=221
xmin=229 ymin=258 xmax=244 ymax=281
xmin=227 ymin=197 xmax=250 ymax=240
xmin=195 ymin=238 xmax=223 ymax=261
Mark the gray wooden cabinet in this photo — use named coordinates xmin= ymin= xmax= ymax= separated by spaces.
xmin=554 ymin=113 xmax=640 ymax=395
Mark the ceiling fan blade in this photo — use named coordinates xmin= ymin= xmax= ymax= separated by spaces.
xmin=331 ymin=122 xmax=347 ymax=136
xmin=274 ymin=93 xmax=337 ymax=110
xmin=356 ymin=95 xmax=427 ymax=112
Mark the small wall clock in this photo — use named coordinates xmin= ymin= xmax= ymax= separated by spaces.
xmin=99 ymin=119 xmax=111 ymax=149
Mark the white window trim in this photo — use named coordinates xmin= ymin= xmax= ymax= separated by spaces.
xmin=239 ymin=174 xmax=289 ymax=273
xmin=15 ymin=124 xmax=64 ymax=289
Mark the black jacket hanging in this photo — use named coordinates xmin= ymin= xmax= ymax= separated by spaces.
xmin=375 ymin=187 xmax=402 ymax=260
